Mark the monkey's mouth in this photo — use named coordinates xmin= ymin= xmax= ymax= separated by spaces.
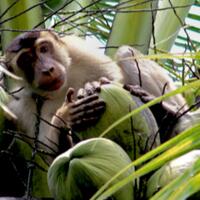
xmin=39 ymin=76 xmax=64 ymax=91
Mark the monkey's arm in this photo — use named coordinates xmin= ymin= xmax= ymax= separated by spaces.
xmin=116 ymin=46 xmax=188 ymax=112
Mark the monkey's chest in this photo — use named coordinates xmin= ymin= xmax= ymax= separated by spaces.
xmin=10 ymin=97 xmax=62 ymax=145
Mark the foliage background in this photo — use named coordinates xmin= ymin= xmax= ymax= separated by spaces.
xmin=0 ymin=0 xmax=200 ymax=199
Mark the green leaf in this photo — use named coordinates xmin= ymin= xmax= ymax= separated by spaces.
xmin=92 ymin=123 xmax=200 ymax=200
xmin=0 ymin=0 xmax=43 ymax=50
xmin=148 ymin=151 xmax=200 ymax=199
xmin=106 ymin=0 xmax=159 ymax=56
xmin=149 ymin=0 xmax=195 ymax=54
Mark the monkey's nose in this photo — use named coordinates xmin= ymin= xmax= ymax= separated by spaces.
xmin=42 ymin=67 xmax=54 ymax=76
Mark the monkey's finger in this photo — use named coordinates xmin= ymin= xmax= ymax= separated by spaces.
xmin=84 ymin=81 xmax=101 ymax=96
xmin=124 ymin=84 xmax=136 ymax=94
xmin=124 ymin=84 xmax=138 ymax=91
xmin=70 ymin=103 xmax=105 ymax=121
xmin=71 ymin=94 xmax=100 ymax=108
xmin=90 ymin=81 xmax=101 ymax=93
xmin=65 ymin=88 xmax=75 ymax=103
xmin=77 ymin=82 xmax=100 ymax=99
xmin=140 ymin=95 xmax=155 ymax=103
xmin=70 ymin=99 xmax=105 ymax=115
xmin=70 ymin=117 xmax=102 ymax=131
xmin=77 ymin=88 xmax=87 ymax=99
xmin=99 ymin=77 xmax=111 ymax=85
xmin=124 ymin=84 xmax=149 ymax=96
xmin=124 ymin=84 xmax=155 ymax=103
xmin=84 ymin=82 xmax=94 ymax=96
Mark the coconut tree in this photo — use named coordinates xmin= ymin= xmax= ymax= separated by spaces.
xmin=0 ymin=0 xmax=200 ymax=199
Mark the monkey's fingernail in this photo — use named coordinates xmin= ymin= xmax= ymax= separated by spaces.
xmin=77 ymin=88 xmax=86 ymax=99
xmin=85 ymin=82 xmax=94 ymax=96
xmin=95 ymin=86 xmax=101 ymax=93
xmin=91 ymin=81 xmax=101 ymax=93
xmin=99 ymin=77 xmax=111 ymax=85
xmin=77 ymin=95 xmax=84 ymax=99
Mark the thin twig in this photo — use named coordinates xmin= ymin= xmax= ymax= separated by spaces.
xmin=0 ymin=1 xmax=48 ymax=26
xmin=25 ymin=95 xmax=44 ymax=199
xmin=0 ymin=0 xmax=18 ymax=20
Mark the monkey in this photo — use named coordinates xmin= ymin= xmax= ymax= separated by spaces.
xmin=0 ymin=30 xmax=189 ymax=197
xmin=3 ymin=30 xmax=189 ymax=157
xmin=4 ymin=30 xmax=122 ymax=159
xmin=1 ymin=30 xmax=120 ymax=196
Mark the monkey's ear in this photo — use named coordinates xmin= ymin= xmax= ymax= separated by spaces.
xmin=5 ymin=63 xmax=14 ymax=72
xmin=6 ymin=36 xmax=22 ymax=53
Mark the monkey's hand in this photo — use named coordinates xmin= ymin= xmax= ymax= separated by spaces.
xmin=54 ymin=80 xmax=108 ymax=131
xmin=50 ymin=80 xmax=108 ymax=153
xmin=56 ymin=91 xmax=105 ymax=131
xmin=124 ymin=84 xmax=155 ymax=103
xmin=124 ymin=84 xmax=179 ymax=142
xmin=124 ymin=84 xmax=177 ymax=117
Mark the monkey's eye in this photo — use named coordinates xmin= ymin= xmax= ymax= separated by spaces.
xmin=39 ymin=42 xmax=51 ymax=53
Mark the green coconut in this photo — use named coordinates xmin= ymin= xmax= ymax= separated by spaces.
xmin=78 ymin=83 xmax=160 ymax=160
xmin=48 ymin=138 xmax=134 ymax=200
xmin=146 ymin=150 xmax=200 ymax=199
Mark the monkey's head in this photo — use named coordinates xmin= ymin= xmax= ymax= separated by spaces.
xmin=5 ymin=30 xmax=71 ymax=95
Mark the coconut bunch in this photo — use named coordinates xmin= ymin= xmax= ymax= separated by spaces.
xmin=78 ymin=83 xmax=160 ymax=160
xmin=48 ymin=83 xmax=161 ymax=200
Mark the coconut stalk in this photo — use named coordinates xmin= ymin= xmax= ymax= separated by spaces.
xmin=149 ymin=0 xmax=195 ymax=54
xmin=15 ymin=139 xmax=51 ymax=197
xmin=0 ymin=0 xmax=43 ymax=51
xmin=106 ymin=0 xmax=159 ymax=57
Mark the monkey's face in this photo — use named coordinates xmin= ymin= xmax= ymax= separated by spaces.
xmin=5 ymin=30 xmax=71 ymax=93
